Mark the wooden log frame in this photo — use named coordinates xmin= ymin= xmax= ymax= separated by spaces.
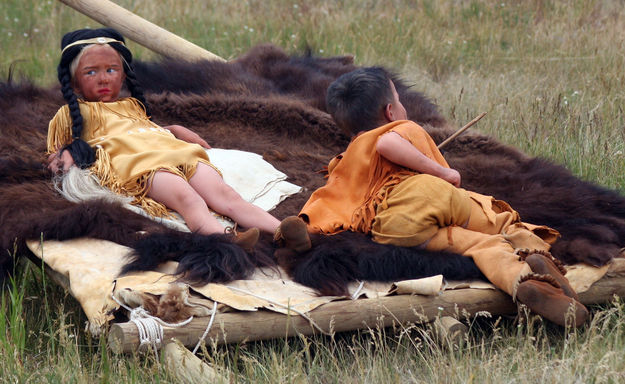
xmin=57 ymin=0 xmax=225 ymax=62
xmin=108 ymin=271 xmax=625 ymax=353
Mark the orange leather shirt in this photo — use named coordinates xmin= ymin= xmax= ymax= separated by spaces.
xmin=300 ymin=120 xmax=449 ymax=234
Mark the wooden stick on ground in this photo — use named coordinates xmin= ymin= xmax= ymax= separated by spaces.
xmin=163 ymin=341 xmax=230 ymax=383
xmin=57 ymin=0 xmax=225 ymax=62
xmin=438 ymin=112 xmax=487 ymax=149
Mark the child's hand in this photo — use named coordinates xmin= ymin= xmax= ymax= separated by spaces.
xmin=47 ymin=150 xmax=75 ymax=174
xmin=441 ymin=168 xmax=461 ymax=187
xmin=166 ymin=124 xmax=211 ymax=149
xmin=179 ymin=130 xmax=211 ymax=149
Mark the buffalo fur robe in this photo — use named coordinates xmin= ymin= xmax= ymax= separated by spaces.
xmin=1 ymin=44 xmax=624 ymax=296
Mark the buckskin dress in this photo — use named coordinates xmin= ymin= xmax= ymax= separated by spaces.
xmin=47 ymin=97 xmax=213 ymax=217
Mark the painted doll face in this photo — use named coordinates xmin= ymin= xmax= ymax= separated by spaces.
xmin=72 ymin=44 xmax=126 ymax=102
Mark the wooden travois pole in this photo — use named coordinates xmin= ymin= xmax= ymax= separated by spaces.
xmin=109 ymin=287 xmax=518 ymax=353
xmin=109 ymin=268 xmax=625 ymax=353
xmin=57 ymin=0 xmax=225 ymax=62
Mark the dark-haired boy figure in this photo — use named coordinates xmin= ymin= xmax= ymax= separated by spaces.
xmin=299 ymin=67 xmax=588 ymax=327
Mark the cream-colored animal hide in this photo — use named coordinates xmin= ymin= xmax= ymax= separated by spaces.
xmin=27 ymin=237 xmax=613 ymax=335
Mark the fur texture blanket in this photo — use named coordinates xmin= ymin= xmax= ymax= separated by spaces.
xmin=2 ymin=44 xmax=624 ymax=295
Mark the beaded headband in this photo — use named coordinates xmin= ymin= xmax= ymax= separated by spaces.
xmin=61 ymin=37 xmax=125 ymax=55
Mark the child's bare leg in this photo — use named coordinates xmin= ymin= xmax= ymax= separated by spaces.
xmin=188 ymin=163 xmax=280 ymax=233
xmin=147 ymin=170 xmax=225 ymax=234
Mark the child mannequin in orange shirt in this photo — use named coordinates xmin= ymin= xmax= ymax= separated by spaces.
xmin=299 ymin=67 xmax=587 ymax=327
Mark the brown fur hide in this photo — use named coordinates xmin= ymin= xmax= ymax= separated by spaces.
xmin=1 ymin=44 xmax=624 ymax=284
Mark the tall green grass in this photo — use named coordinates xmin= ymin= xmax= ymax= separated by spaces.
xmin=2 ymin=0 xmax=625 ymax=382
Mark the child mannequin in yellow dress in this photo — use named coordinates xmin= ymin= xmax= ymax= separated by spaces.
xmin=47 ymin=28 xmax=310 ymax=254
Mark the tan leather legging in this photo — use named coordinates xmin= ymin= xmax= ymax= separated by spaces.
xmin=372 ymin=174 xmax=559 ymax=297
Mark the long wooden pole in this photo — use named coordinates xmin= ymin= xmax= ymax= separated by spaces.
xmin=108 ymin=274 xmax=625 ymax=353
xmin=57 ymin=0 xmax=225 ymax=62
xmin=109 ymin=287 xmax=517 ymax=353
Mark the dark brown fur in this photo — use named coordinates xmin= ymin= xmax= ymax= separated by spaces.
xmin=1 ymin=44 xmax=623 ymax=288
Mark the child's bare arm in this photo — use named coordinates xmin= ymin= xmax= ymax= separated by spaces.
xmin=165 ymin=124 xmax=211 ymax=149
xmin=377 ymin=132 xmax=461 ymax=187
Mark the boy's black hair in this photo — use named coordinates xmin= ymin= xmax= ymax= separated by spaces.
xmin=56 ymin=27 xmax=151 ymax=168
xmin=326 ymin=67 xmax=394 ymax=136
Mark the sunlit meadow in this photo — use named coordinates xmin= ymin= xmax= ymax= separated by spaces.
xmin=1 ymin=0 xmax=624 ymax=382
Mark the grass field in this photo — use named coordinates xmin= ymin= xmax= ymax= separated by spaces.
xmin=1 ymin=0 xmax=625 ymax=382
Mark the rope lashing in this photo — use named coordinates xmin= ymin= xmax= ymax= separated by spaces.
xmin=111 ymin=293 xmax=194 ymax=354
xmin=192 ymin=300 xmax=218 ymax=355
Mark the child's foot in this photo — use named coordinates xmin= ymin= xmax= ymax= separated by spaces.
xmin=522 ymin=252 xmax=578 ymax=299
xmin=274 ymin=216 xmax=311 ymax=253
xmin=227 ymin=227 xmax=260 ymax=253
xmin=516 ymin=279 xmax=588 ymax=327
